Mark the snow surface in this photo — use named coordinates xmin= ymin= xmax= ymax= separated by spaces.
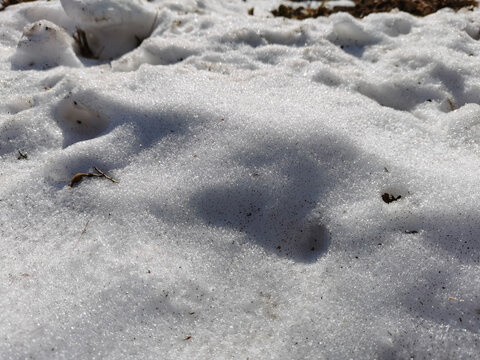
xmin=1 ymin=0 xmax=480 ymax=358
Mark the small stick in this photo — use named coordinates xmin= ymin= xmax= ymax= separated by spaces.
xmin=94 ymin=167 xmax=119 ymax=183
xmin=73 ymin=28 xmax=97 ymax=59
xmin=73 ymin=219 xmax=90 ymax=250
xmin=81 ymin=220 xmax=90 ymax=235
xmin=69 ymin=167 xmax=118 ymax=188
xmin=447 ymin=97 xmax=455 ymax=111
xmin=17 ymin=149 xmax=28 ymax=160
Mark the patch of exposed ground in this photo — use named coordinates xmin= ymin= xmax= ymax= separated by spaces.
xmin=272 ymin=0 xmax=478 ymax=19
xmin=0 ymin=0 xmax=38 ymax=11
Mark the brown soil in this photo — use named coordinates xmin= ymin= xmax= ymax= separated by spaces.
xmin=272 ymin=0 xmax=478 ymax=19
xmin=0 ymin=0 xmax=38 ymax=11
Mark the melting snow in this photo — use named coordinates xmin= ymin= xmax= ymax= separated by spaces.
xmin=1 ymin=0 xmax=480 ymax=358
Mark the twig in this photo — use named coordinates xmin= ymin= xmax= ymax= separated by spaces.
xmin=73 ymin=28 xmax=97 ymax=59
xmin=447 ymin=97 xmax=455 ymax=111
xmin=81 ymin=220 xmax=90 ymax=235
xmin=17 ymin=149 xmax=28 ymax=160
xmin=69 ymin=167 xmax=118 ymax=188
xmin=73 ymin=219 xmax=90 ymax=250
xmin=94 ymin=167 xmax=119 ymax=183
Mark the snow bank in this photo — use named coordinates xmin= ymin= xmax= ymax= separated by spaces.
xmin=0 ymin=0 xmax=479 ymax=359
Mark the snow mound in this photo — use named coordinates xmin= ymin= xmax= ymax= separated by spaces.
xmin=329 ymin=13 xmax=380 ymax=45
xmin=10 ymin=20 xmax=82 ymax=69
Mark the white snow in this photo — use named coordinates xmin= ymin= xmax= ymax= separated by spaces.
xmin=1 ymin=0 xmax=480 ymax=358
xmin=10 ymin=20 xmax=82 ymax=69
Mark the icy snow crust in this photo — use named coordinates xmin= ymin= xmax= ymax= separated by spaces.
xmin=1 ymin=0 xmax=480 ymax=358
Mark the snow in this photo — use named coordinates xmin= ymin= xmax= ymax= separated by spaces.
xmin=10 ymin=20 xmax=82 ymax=69
xmin=59 ymin=0 xmax=157 ymax=59
xmin=1 ymin=0 xmax=480 ymax=358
